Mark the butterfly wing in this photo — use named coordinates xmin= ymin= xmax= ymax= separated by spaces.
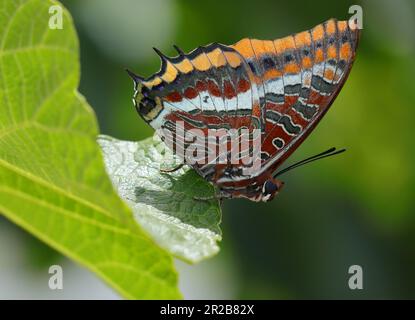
xmin=230 ymin=19 xmax=360 ymax=175
xmin=129 ymin=18 xmax=359 ymax=185
xmin=130 ymin=41 xmax=262 ymax=180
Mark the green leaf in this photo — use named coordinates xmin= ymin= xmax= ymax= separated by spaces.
xmin=0 ymin=0 xmax=180 ymax=299
xmin=98 ymin=135 xmax=222 ymax=263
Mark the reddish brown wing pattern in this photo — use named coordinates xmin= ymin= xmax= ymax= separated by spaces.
xmin=129 ymin=18 xmax=359 ymax=201
xmin=231 ymin=19 xmax=360 ymax=176
xmin=132 ymin=41 xmax=260 ymax=180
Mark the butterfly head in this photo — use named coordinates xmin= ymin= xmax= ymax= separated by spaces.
xmin=126 ymin=69 xmax=163 ymax=123
xmin=261 ymin=178 xmax=284 ymax=202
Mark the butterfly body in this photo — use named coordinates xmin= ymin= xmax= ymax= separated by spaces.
xmin=128 ymin=19 xmax=360 ymax=202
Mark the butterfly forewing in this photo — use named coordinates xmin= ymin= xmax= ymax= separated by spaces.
xmin=232 ymin=19 xmax=359 ymax=175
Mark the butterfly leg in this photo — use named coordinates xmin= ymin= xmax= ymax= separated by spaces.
xmin=193 ymin=195 xmax=219 ymax=201
xmin=160 ymin=163 xmax=184 ymax=173
xmin=193 ymin=190 xmax=229 ymax=203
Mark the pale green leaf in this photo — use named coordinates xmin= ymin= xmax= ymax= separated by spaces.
xmin=98 ymin=135 xmax=222 ymax=263
xmin=0 ymin=0 xmax=180 ymax=299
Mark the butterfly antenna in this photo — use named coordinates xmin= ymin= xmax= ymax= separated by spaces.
xmin=273 ymin=147 xmax=346 ymax=177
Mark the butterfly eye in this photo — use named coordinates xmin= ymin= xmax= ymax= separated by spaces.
xmin=263 ymin=180 xmax=278 ymax=195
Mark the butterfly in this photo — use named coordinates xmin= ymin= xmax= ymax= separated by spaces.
xmin=127 ymin=18 xmax=360 ymax=202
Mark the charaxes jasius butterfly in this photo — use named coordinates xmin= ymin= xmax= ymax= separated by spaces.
xmin=127 ymin=18 xmax=360 ymax=202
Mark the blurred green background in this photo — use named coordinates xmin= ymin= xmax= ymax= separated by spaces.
xmin=1 ymin=0 xmax=415 ymax=299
